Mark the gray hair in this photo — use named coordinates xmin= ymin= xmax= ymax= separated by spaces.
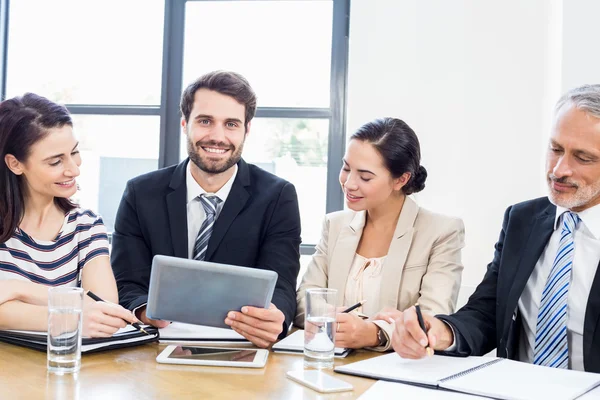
xmin=555 ymin=84 xmax=600 ymax=118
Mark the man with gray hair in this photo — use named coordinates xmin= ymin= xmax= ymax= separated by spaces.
xmin=390 ymin=84 xmax=600 ymax=372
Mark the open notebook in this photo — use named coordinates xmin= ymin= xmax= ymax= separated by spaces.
xmin=158 ymin=322 xmax=250 ymax=344
xmin=272 ymin=330 xmax=352 ymax=358
xmin=335 ymin=353 xmax=600 ymax=400
xmin=0 ymin=325 xmax=158 ymax=353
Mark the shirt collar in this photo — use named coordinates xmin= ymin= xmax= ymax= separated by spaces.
xmin=554 ymin=203 xmax=600 ymax=240
xmin=186 ymin=161 xmax=238 ymax=205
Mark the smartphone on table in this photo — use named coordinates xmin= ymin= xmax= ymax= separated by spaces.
xmin=286 ymin=370 xmax=353 ymax=393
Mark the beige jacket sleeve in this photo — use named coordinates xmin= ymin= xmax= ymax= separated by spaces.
xmin=416 ymin=217 xmax=465 ymax=315
xmin=366 ymin=217 xmax=465 ymax=352
xmin=367 ymin=319 xmax=394 ymax=352
xmin=294 ymin=217 xmax=330 ymax=328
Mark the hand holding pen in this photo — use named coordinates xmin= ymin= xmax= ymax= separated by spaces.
xmin=389 ymin=304 xmax=455 ymax=359
xmin=414 ymin=304 xmax=434 ymax=357
xmin=82 ymin=291 xmax=149 ymax=337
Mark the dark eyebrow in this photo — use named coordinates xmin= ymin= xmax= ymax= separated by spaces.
xmin=342 ymin=159 xmax=376 ymax=175
xmin=194 ymin=114 xmax=213 ymax=121
xmin=42 ymin=142 xmax=79 ymax=162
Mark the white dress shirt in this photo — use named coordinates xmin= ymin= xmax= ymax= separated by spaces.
xmin=517 ymin=204 xmax=600 ymax=371
xmin=186 ymin=162 xmax=238 ymax=259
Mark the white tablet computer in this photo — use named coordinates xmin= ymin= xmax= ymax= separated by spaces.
xmin=146 ymin=255 xmax=278 ymax=329
xmin=156 ymin=345 xmax=269 ymax=368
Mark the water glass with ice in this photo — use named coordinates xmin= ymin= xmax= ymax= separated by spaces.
xmin=47 ymin=286 xmax=84 ymax=374
xmin=304 ymin=288 xmax=337 ymax=369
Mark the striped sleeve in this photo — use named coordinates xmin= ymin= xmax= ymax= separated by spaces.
xmin=75 ymin=210 xmax=110 ymax=268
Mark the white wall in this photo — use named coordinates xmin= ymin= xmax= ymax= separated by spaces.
xmin=561 ymin=0 xmax=600 ymax=92
xmin=347 ymin=0 xmax=572 ymax=306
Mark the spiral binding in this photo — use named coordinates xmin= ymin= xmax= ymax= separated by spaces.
xmin=439 ymin=358 xmax=504 ymax=383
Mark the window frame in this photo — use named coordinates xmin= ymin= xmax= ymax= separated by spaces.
xmin=0 ymin=0 xmax=350 ymax=254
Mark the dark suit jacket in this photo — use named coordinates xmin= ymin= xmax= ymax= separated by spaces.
xmin=111 ymin=158 xmax=301 ymax=336
xmin=438 ymin=197 xmax=600 ymax=373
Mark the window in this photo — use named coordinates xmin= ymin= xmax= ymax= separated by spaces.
xmin=6 ymin=0 xmax=164 ymax=105
xmin=5 ymin=0 xmax=165 ymax=233
xmin=71 ymin=115 xmax=160 ymax=232
xmin=183 ymin=1 xmax=332 ymax=108
xmin=2 ymin=0 xmax=349 ymax=255
xmin=179 ymin=0 xmax=347 ymax=249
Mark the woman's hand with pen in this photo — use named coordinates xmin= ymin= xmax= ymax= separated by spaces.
xmin=390 ymin=305 xmax=454 ymax=359
xmin=82 ymin=298 xmax=140 ymax=338
xmin=334 ymin=312 xmax=380 ymax=349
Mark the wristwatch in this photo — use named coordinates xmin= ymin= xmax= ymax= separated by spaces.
xmin=377 ymin=327 xmax=388 ymax=347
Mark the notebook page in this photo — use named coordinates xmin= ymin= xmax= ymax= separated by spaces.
xmin=272 ymin=330 xmax=349 ymax=356
xmin=359 ymin=380 xmax=488 ymax=399
xmin=159 ymin=322 xmax=246 ymax=341
xmin=335 ymin=353 xmax=496 ymax=386
xmin=441 ymin=358 xmax=600 ymax=400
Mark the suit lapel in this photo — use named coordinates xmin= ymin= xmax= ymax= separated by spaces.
xmin=206 ymin=159 xmax=251 ymax=260
xmin=503 ymin=203 xmax=555 ymax=334
xmin=166 ymin=160 xmax=189 ymax=259
xmin=584 ymin=260 xmax=600 ymax=371
xmin=379 ymin=197 xmax=418 ymax=310
xmin=329 ymin=211 xmax=364 ymax=306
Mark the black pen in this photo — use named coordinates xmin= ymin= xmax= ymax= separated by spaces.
xmin=415 ymin=303 xmax=433 ymax=356
xmin=86 ymin=290 xmax=150 ymax=335
xmin=342 ymin=299 xmax=367 ymax=313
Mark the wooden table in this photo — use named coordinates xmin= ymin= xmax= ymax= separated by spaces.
xmin=0 ymin=342 xmax=380 ymax=399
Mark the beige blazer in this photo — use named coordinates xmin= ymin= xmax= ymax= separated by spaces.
xmin=295 ymin=197 xmax=465 ymax=351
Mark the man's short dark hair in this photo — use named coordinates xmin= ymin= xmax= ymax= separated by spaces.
xmin=180 ymin=70 xmax=257 ymax=130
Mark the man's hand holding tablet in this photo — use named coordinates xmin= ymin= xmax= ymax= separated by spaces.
xmin=225 ymin=303 xmax=285 ymax=348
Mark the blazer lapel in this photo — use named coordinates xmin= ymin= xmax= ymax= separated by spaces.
xmin=583 ymin=260 xmax=600 ymax=371
xmin=206 ymin=159 xmax=250 ymax=260
xmin=503 ymin=202 xmax=555 ymax=334
xmin=329 ymin=211 xmax=365 ymax=306
xmin=166 ymin=160 xmax=189 ymax=259
xmin=379 ymin=197 xmax=418 ymax=310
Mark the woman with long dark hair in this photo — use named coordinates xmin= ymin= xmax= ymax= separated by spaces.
xmin=296 ymin=117 xmax=465 ymax=351
xmin=0 ymin=93 xmax=138 ymax=337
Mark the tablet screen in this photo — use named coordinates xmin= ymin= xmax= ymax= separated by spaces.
xmin=167 ymin=346 xmax=258 ymax=362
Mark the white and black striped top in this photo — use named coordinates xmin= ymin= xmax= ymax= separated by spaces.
xmin=0 ymin=209 xmax=110 ymax=287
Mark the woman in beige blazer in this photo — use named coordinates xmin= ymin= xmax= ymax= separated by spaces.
xmin=295 ymin=117 xmax=464 ymax=352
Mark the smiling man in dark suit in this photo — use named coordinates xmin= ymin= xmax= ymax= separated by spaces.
xmin=390 ymin=84 xmax=600 ymax=372
xmin=111 ymin=71 xmax=301 ymax=348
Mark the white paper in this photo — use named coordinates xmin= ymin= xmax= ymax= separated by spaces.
xmin=158 ymin=322 xmax=247 ymax=342
xmin=358 ymin=381 xmax=487 ymax=400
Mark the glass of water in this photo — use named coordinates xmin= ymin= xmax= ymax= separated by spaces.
xmin=47 ymin=287 xmax=84 ymax=374
xmin=304 ymin=288 xmax=337 ymax=369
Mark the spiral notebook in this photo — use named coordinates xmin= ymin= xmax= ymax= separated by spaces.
xmin=335 ymin=353 xmax=600 ymax=400
xmin=0 ymin=325 xmax=158 ymax=353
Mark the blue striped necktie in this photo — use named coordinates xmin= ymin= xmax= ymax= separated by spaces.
xmin=192 ymin=195 xmax=222 ymax=261
xmin=533 ymin=211 xmax=580 ymax=368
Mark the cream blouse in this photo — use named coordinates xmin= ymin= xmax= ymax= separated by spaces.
xmin=343 ymin=253 xmax=386 ymax=316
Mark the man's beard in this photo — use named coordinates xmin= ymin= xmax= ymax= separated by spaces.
xmin=547 ymin=174 xmax=600 ymax=210
xmin=187 ymin=137 xmax=244 ymax=174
